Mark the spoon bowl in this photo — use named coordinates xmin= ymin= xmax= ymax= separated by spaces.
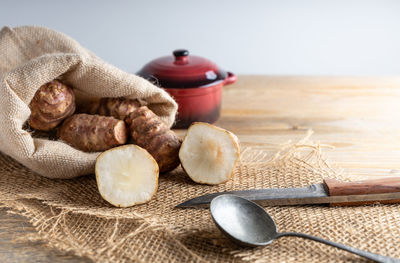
xmin=210 ymin=194 xmax=278 ymax=246
xmin=210 ymin=194 xmax=399 ymax=263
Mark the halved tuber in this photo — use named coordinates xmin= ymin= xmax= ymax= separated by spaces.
xmin=179 ymin=122 xmax=240 ymax=185
xmin=96 ymin=145 xmax=159 ymax=207
xmin=29 ymin=80 xmax=75 ymax=131
xmin=82 ymin=97 xmax=140 ymax=120
xmin=58 ymin=114 xmax=128 ymax=152
xmin=125 ymin=106 xmax=181 ymax=173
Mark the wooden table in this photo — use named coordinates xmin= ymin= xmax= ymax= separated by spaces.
xmin=2 ymin=76 xmax=400 ymax=262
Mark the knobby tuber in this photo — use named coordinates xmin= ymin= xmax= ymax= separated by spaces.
xmin=29 ymin=80 xmax=75 ymax=131
xmin=58 ymin=114 xmax=128 ymax=152
xmin=82 ymin=97 xmax=140 ymax=120
xmin=125 ymin=106 xmax=181 ymax=173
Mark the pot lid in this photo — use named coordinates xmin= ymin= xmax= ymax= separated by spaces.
xmin=137 ymin=49 xmax=228 ymax=89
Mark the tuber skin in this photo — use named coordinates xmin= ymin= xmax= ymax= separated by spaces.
xmin=125 ymin=106 xmax=181 ymax=173
xmin=82 ymin=97 xmax=140 ymax=120
xmin=29 ymin=80 xmax=75 ymax=131
xmin=58 ymin=114 xmax=128 ymax=152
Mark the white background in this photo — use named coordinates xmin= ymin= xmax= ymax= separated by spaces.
xmin=1 ymin=0 xmax=400 ymax=75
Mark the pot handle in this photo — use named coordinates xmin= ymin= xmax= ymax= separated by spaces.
xmin=223 ymin=72 xmax=237 ymax=86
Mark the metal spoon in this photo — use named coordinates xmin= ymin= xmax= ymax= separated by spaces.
xmin=210 ymin=194 xmax=399 ymax=263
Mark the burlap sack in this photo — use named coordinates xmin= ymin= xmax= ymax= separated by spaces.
xmin=0 ymin=26 xmax=177 ymax=179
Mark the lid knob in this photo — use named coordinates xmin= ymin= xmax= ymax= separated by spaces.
xmin=173 ymin=49 xmax=189 ymax=65
xmin=173 ymin=49 xmax=189 ymax=57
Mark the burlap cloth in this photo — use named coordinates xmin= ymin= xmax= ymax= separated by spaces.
xmin=0 ymin=26 xmax=177 ymax=179
xmin=0 ymin=133 xmax=399 ymax=262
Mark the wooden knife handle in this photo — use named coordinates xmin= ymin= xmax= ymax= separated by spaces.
xmin=323 ymin=177 xmax=400 ymax=206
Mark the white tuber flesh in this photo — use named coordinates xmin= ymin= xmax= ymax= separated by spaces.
xmin=95 ymin=145 xmax=159 ymax=207
xmin=179 ymin=122 xmax=240 ymax=185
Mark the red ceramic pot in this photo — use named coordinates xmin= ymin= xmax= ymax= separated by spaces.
xmin=137 ymin=49 xmax=237 ymax=128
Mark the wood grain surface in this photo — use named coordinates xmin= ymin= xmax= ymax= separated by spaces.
xmin=2 ymin=75 xmax=400 ymax=262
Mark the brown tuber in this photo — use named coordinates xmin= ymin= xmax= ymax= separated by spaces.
xmin=125 ymin=106 xmax=181 ymax=173
xmin=82 ymin=97 xmax=140 ymax=120
xmin=58 ymin=114 xmax=128 ymax=152
xmin=29 ymin=80 xmax=75 ymax=131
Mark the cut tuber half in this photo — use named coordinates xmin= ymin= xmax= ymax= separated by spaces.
xmin=95 ymin=145 xmax=159 ymax=207
xmin=179 ymin=122 xmax=240 ymax=185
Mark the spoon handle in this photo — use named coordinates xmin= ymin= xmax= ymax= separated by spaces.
xmin=277 ymin=232 xmax=399 ymax=263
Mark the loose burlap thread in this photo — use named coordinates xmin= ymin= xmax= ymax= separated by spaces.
xmin=0 ymin=26 xmax=177 ymax=179
xmin=1 ymin=133 xmax=400 ymax=262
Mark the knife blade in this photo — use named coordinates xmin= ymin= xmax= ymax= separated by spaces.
xmin=176 ymin=177 xmax=400 ymax=208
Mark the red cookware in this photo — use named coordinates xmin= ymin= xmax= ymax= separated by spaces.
xmin=137 ymin=49 xmax=237 ymax=128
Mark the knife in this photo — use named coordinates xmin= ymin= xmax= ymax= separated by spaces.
xmin=176 ymin=177 xmax=400 ymax=208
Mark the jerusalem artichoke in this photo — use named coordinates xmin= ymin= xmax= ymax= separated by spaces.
xmin=58 ymin=114 xmax=128 ymax=152
xmin=29 ymin=80 xmax=75 ymax=131
xmin=96 ymin=144 xmax=159 ymax=207
xmin=179 ymin=122 xmax=240 ymax=185
xmin=82 ymin=97 xmax=140 ymax=120
xmin=125 ymin=106 xmax=181 ymax=173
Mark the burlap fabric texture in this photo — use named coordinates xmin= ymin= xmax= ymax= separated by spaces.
xmin=0 ymin=26 xmax=177 ymax=178
xmin=1 ymin=134 xmax=399 ymax=262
